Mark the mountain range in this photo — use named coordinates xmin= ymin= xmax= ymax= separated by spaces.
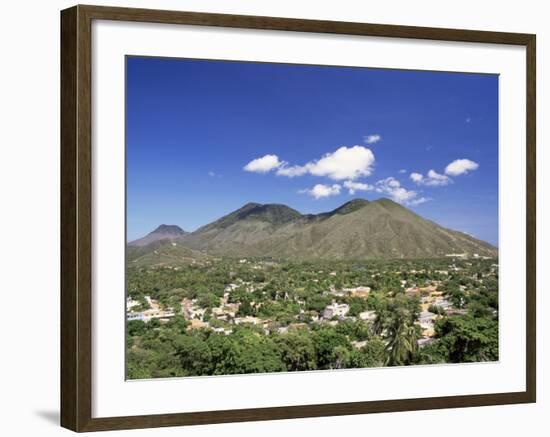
xmin=127 ymin=198 xmax=497 ymax=265
xmin=129 ymin=224 xmax=187 ymax=247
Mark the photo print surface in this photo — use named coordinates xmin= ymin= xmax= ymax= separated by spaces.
xmin=125 ymin=56 xmax=499 ymax=379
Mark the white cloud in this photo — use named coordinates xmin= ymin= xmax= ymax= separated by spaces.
xmin=408 ymin=197 xmax=431 ymax=206
xmin=243 ymin=154 xmax=283 ymax=173
xmin=445 ymin=158 xmax=479 ymax=176
xmin=375 ymin=177 xmax=430 ymax=207
xmin=363 ymin=134 xmax=381 ymax=144
xmin=343 ymin=180 xmax=374 ymax=195
xmin=376 ymin=177 xmax=416 ymax=203
xmin=425 ymin=169 xmax=452 ymax=186
xmin=398 ymin=169 xmax=407 ymax=174
xmin=276 ymin=146 xmax=375 ymax=181
xmin=410 ymin=172 xmax=424 ymax=183
xmin=410 ymin=169 xmax=452 ymax=187
xmin=276 ymin=164 xmax=309 ymax=178
xmin=308 ymin=146 xmax=375 ymax=180
xmin=300 ymin=183 xmax=342 ymax=199
xmin=208 ymin=171 xmax=216 ymax=177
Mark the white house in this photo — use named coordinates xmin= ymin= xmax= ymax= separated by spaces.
xmin=323 ymin=301 xmax=350 ymax=319
xmin=359 ymin=310 xmax=377 ymax=322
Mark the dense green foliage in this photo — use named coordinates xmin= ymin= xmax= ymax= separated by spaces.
xmin=126 ymin=257 xmax=499 ymax=378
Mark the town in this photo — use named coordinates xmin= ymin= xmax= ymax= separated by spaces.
xmin=126 ymin=256 xmax=499 ymax=378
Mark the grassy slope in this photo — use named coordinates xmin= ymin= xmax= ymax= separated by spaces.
xmin=175 ymin=199 xmax=497 ymax=260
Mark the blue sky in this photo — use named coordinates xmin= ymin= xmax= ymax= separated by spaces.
xmin=126 ymin=56 xmax=498 ymax=245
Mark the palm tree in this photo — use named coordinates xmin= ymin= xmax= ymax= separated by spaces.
xmin=385 ymin=311 xmax=419 ymax=366
xmin=373 ymin=311 xmax=386 ymax=336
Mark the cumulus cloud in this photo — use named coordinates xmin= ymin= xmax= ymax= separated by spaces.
xmin=410 ymin=172 xmax=424 ymax=183
xmin=410 ymin=169 xmax=452 ymax=187
xmin=300 ymin=183 xmax=342 ymax=199
xmin=343 ymin=180 xmax=374 ymax=195
xmin=276 ymin=146 xmax=375 ymax=181
xmin=243 ymin=154 xmax=283 ymax=173
xmin=276 ymin=164 xmax=309 ymax=178
xmin=426 ymin=169 xmax=451 ymax=186
xmin=445 ymin=158 xmax=479 ymax=176
xmin=398 ymin=169 xmax=407 ymax=174
xmin=363 ymin=134 xmax=381 ymax=144
xmin=309 ymin=146 xmax=375 ymax=180
xmin=375 ymin=177 xmax=430 ymax=207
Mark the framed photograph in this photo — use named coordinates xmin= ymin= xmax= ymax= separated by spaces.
xmin=60 ymin=5 xmax=536 ymax=432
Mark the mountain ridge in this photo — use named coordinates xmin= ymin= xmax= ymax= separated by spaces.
xmin=128 ymin=198 xmax=497 ymax=263
xmin=128 ymin=224 xmax=187 ymax=247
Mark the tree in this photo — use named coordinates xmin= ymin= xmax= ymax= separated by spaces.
xmin=335 ymin=320 xmax=370 ymax=341
xmin=443 ymin=283 xmax=466 ymax=308
xmin=417 ymin=340 xmax=448 ymax=365
xmin=197 ymin=292 xmax=219 ymax=309
xmin=126 ymin=349 xmax=153 ymax=379
xmin=127 ymin=319 xmax=147 ymax=336
xmin=433 ymin=315 xmax=498 ymax=362
xmin=331 ymin=346 xmax=351 ymax=369
xmin=167 ymin=315 xmax=189 ymax=333
xmin=208 ymin=330 xmax=285 ymax=375
xmin=174 ymin=334 xmax=213 ymax=376
xmin=385 ymin=311 xmax=420 ymax=366
xmin=305 ymin=294 xmax=332 ymax=313
xmin=361 ymin=337 xmax=387 ymax=367
xmin=275 ymin=331 xmax=317 ymax=371
xmin=312 ymin=328 xmax=351 ymax=369
xmin=428 ymin=304 xmax=446 ymax=316
xmin=347 ymin=297 xmax=368 ymax=317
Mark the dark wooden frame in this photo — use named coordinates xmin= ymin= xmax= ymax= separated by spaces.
xmin=60 ymin=4 xmax=536 ymax=432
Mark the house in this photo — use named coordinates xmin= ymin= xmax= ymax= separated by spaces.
xmin=127 ymin=307 xmax=175 ymax=323
xmin=329 ymin=289 xmax=346 ymax=297
xmin=188 ymin=307 xmax=206 ymax=320
xmin=344 ymin=286 xmax=371 ymax=298
xmin=351 ymin=289 xmax=370 ymax=298
xmin=417 ymin=311 xmax=437 ymax=337
xmin=127 ymin=312 xmax=145 ymax=321
xmin=181 ymin=298 xmax=207 ymax=320
xmin=126 ymin=297 xmax=140 ymax=310
xmin=418 ymin=310 xmax=436 ymax=325
xmin=359 ymin=310 xmax=377 ymax=323
xmin=323 ymin=301 xmax=350 ymax=319
xmin=187 ymin=319 xmax=209 ymax=330
xmin=212 ymin=327 xmax=233 ymax=335
xmin=211 ymin=303 xmax=239 ymax=320
xmin=234 ymin=316 xmax=261 ymax=325
xmin=432 ymin=297 xmax=453 ymax=310
xmin=288 ymin=322 xmax=308 ymax=331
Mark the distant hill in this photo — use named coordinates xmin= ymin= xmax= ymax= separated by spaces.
xmin=128 ymin=224 xmax=187 ymax=247
xmin=129 ymin=199 xmax=498 ymax=262
xmin=126 ymin=239 xmax=207 ymax=267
